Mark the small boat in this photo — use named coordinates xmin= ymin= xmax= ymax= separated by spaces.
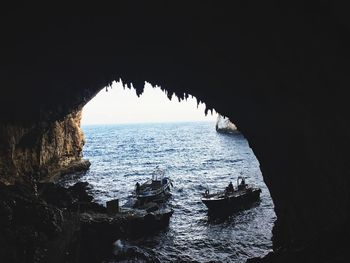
xmin=134 ymin=167 xmax=173 ymax=202
xmin=201 ymin=176 xmax=261 ymax=213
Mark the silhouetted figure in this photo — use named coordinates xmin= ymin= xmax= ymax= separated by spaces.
xmin=226 ymin=181 xmax=234 ymax=192
xmin=135 ymin=182 xmax=140 ymax=194
xmin=238 ymin=178 xmax=246 ymax=190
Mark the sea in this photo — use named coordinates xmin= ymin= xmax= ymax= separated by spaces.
xmin=60 ymin=121 xmax=276 ymax=263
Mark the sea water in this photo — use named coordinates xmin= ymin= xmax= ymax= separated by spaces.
xmin=61 ymin=121 xmax=276 ymax=262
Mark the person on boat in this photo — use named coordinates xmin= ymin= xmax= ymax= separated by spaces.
xmin=238 ymin=178 xmax=246 ymax=190
xmin=226 ymin=181 xmax=234 ymax=192
xmin=135 ymin=182 xmax=140 ymax=194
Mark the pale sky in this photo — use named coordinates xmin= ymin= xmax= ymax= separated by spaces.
xmin=81 ymin=81 xmax=217 ymax=125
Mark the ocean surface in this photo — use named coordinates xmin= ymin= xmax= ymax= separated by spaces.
xmin=61 ymin=121 xmax=276 ymax=262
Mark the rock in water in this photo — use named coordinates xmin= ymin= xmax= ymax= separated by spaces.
xmin=215 ymin=115 xmax=239 ymax=134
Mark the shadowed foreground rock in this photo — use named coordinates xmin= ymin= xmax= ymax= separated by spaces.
xmin=79 ymin=209 xmax=172 ymax=262
xmin=0 ymin=181 xmax=172 ymax=263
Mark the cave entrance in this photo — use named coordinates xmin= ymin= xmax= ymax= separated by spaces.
xmin=71 ymin=81 xmax=276 ymax=262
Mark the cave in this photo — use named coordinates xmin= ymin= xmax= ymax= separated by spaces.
xmin=70 ymin=82 xmax=275 ymax=262
xmin=1 ymin=2 xmax=350 ymax=262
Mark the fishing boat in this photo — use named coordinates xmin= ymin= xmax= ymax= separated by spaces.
xmin=201 ymin=176 xmax=261 ymax=213
xmin=134 ymin=167 xmax=173 ymax=202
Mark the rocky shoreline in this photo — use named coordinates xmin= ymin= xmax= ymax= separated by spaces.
xmin=0 ymin=180 xmax=172 ymax=263
xmin=40 ymin=159 xmax=91 ymax=183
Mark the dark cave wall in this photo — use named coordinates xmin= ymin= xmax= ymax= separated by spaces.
xmin=1 ymin=1 xmax=350 ymax=261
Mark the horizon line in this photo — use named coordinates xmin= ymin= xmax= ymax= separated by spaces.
xmin=81 ymin=119 xmax=216 ymax=126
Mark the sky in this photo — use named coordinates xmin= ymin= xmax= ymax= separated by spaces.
xmin=81 ymin=81 xmax=217 ymax=125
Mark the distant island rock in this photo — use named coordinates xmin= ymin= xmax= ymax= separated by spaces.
xmin=215 ymin=115 xmax=239 ymax=134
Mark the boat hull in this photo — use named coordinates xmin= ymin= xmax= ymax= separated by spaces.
xmin=202 ymin=188 xmax=261 ymax=213
xmin=137 ymin=183 xmax=171 ymax=202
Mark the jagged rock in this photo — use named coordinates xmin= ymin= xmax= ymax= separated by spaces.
xmin=37 ymin=182 xmax=74 ymax=208
xmin=0 ymin=182 xmax=67 ymax=263
xmin=1 ymin=180 xmax=172 ymax=262
xmin=67 ymin=182 xmax=93 ymax=202
xmin=37 ymin=181 xmax=106 ymax=213
xmin=78 ymin=209 xmax=173 ymax=262
xmin=0 ymin=109 xmax=90 ymax=185
xmin=215 ymin=115 xmax=239 ymax=134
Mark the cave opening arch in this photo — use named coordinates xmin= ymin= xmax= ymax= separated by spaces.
xmin=62 ymin=80 xmax=277 ymax=262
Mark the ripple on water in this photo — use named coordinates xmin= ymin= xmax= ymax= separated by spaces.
xmin=61 ymin=122 xmax=276 ymax=262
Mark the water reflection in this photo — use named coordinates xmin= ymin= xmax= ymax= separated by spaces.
xmin=60 ymin=122 xmax=276 ymax=262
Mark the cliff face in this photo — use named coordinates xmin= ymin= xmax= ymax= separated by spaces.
xmin=0 ymin=109 xmax=90 ymax=184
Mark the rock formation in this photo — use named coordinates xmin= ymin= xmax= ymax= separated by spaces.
xmin=0 ymin=108 xmax=90 ymax=185
xmin=215 ymin=115 xmax=239 ymax=134
xmin=1 ymin=2 xmax=350 ymax=262
xmin=0 ymin=181 xmax=172 ymax=262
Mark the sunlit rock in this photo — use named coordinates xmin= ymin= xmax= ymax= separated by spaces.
xmin=0 ymin=109 xmax=90 ymax=184
xmin=215 ymin=115 xmax=239 ymax=134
